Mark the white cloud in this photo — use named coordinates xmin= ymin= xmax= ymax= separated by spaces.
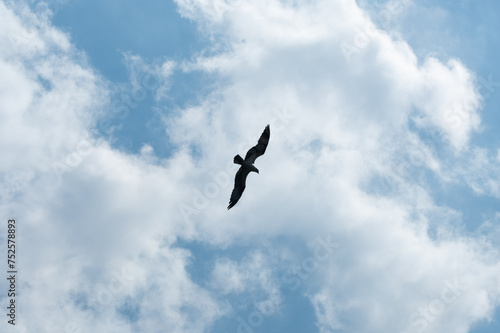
xmin=171 ymin=0 xmax=500 ymax=332
xmin=412 ymin=57 xmax=482 ymax=151
xmin=211 ymin=251 xmax=280 ymax=300
xmin=121 ymin=52 xmax=175 ymax=101
xmin=0 ymin=2 xmax=223 ymax=332
xmin=1 ymin=0 xmax=500 ymax=333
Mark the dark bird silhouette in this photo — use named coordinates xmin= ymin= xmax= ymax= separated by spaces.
xmin=228 ymin=125 xmax=270 ymax=209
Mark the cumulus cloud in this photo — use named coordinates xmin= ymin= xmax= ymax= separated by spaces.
xmin=170 ymin=0 xmax=500 ymax=332
xmin=1 ymin=0 xmax=499 ymax=333
xmin=0 ymin=2 xmax=223 ymax=332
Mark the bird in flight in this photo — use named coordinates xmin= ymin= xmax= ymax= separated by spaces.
xmin=228 ymin=124 xmax=270 ymax=209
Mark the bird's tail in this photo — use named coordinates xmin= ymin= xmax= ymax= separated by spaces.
xmin=233 ymin=154 xmax=244 ymax=165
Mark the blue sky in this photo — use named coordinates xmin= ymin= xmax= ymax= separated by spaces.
xmin=1 ymin=0 xmax=500 ymax=332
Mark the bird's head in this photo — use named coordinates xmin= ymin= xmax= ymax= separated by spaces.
xmin=251 ymin=165 xmax=259 ymax=174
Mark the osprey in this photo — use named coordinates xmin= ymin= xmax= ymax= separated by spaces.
xmin=228 ymin=124 xmax=270 ymax=209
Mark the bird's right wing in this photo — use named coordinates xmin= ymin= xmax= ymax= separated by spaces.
xmin=244 ymin=125 xmax=270 ymax=164
xmin=228 ymin=167 xmax=250 ymax=209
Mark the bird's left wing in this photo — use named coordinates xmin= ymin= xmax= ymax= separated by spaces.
xmin=244 ymin=124 xmax=270 ymax=164
xmin=228 ymin=167 xmax=250 ymax=209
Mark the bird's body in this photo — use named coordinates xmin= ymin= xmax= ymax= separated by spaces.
xmin=234 ymin=155 xmax=259 ymax=172
xmin=228 ymin=125 xmax=270 ymax=209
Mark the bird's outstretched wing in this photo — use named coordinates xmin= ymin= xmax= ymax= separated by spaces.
xmin=228 ymin=167 xmax=250 ymax=209
xmin=244 ymin=125 xmax=270 ymax=164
